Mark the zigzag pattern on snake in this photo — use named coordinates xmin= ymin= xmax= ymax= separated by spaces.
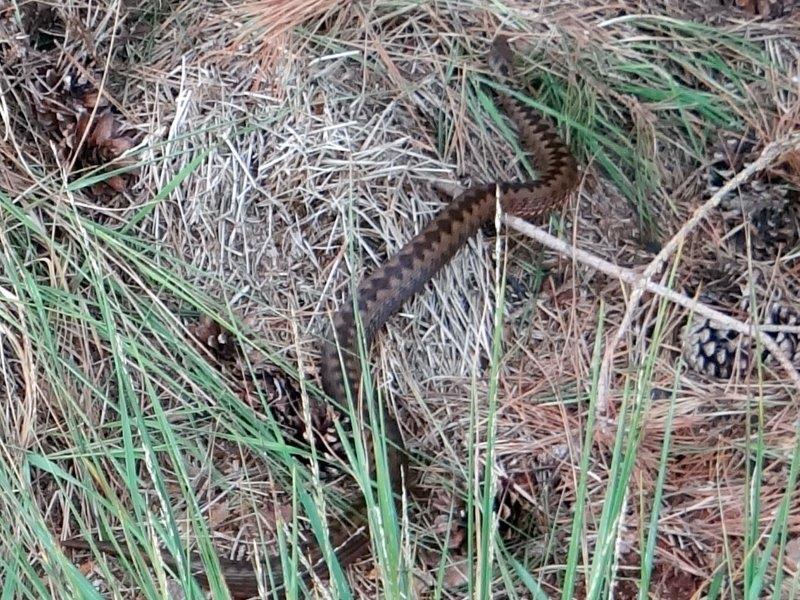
xmin=62 ymin=35 xmax=580 ymax=598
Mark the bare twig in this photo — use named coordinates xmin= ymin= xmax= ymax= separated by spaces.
xmin=501 ymin=133 xmax=800 ymax=397
xmin=505 ymin=212 xmax=800 ymax=392
xmin=590 ymin=134 xmax=800 ymax=408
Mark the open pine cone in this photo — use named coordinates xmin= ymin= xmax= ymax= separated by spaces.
xmin=682 ymin=315 xmax=750 ymax=379
xmin=32 ymin=69 xmax=139 ymax=197
xmin=682 ymin=132 xmax=800 ymax=379
xmin=681 ymin=263 xmax=800 ymax=377
xmin=708 ymin=133 xmax=799 ymax=261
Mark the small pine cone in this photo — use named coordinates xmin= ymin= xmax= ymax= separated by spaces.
xmin=493 ymin=474 xmax=530 ymax=538
xmin=252 ymin=370 xmax=302 ymax=426
xmin=30 ymin=68 xmax=139 ymax=198
xmin=72 ymin=108 xmax=137 ymax=165
xmin=190 ymin=315 xmax=240 ymax=362
xmin=682 ymin=260 xmax=746 ymax=310
xmin=308 ymin=402 xmax=343 ymax=449
xmin=493 ymin=453 xmax=559 ymax=537
xmin=744 ymin=192 xmax=799 ymax=261
xmin=285 ymin=402 xmax=351 ymax=479
xmin=734 ymin=0 xmax=790 ymax=18
xmin=762 ymin=301 xmax=800 ymax=365
xmin=705 ymin=133 xmax=757 ymax=208
xmin=683 ymin=293 xmax=800 ymax=378
xmin=247 ymin=371 xmax=347 ymax=480
xmin=21 ymin=2 xmax=64 ymax=51
xmin=706 ymin=131 xmax=799 ymax=262
xmin=682 ymin=317 xmax=749 ymax=378
xmin=504 ymin=272 xmax=532 ymax=307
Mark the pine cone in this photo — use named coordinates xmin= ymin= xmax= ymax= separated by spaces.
xmin=682 ymin=267 xmax=800 ymax=377
xmin=704 ymin=133 xmax=799 ymax=262
xmin=705 ymin=133 xmax=757 ymax=207
xmin=188 ymin=313 xmax=349 ymax=478
xmin=31 ymin=68 xmax=139 ymax=198
xmin=493 ymin=474 xmax=534 ymax=539
xmin=681 ymin=259 xmax=750 ymax=378
xmin=744 ymin=191 xmax=799 ymax=261
xmin=682 ymin=316 xmax=750 ymax=378
xmin=761 ymin=301 xmax=800 ymax=365
xmin=733 ymin=0 xmax=790 ymax=18
xmin=190 ymin=315 xmax=241 ymax=362
xmin=494 ymin=453 xmax=561 ymax=539
xmin=688 ymin=131 xmax=800 ymax=378
xmin=20 ymin=2 xmax=64 ymax=51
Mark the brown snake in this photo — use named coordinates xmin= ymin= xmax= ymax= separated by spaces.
xmin=61 ymin=36 xmax=579 ymax=598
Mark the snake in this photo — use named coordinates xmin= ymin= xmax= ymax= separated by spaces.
xmin=61 ymin=35 xmax=579 ymax=598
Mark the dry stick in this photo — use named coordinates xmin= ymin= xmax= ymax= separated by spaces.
xmin=505 ymin=213 xmax=800 ymax=392
xmin=592 ymin=134 xmax=800 ymax=410
xmin=504 ymin=133 xmax=800 ymax=399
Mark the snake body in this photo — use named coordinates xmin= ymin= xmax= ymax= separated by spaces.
xmin=62 ymin=36 xmax=579 ymax=598
xmin=319 ymin=35 xmax=578 ymax=476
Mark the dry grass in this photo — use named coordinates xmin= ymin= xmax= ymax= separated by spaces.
xmin=2 ymin=0 xmax=800 ymax=598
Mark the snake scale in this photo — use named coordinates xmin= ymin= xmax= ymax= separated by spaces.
xmin=62 ymin=36 xmax=579 ymax=598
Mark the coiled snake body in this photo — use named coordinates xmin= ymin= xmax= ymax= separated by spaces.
xmin=63 ymin=36 xmax=579 ymax=598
